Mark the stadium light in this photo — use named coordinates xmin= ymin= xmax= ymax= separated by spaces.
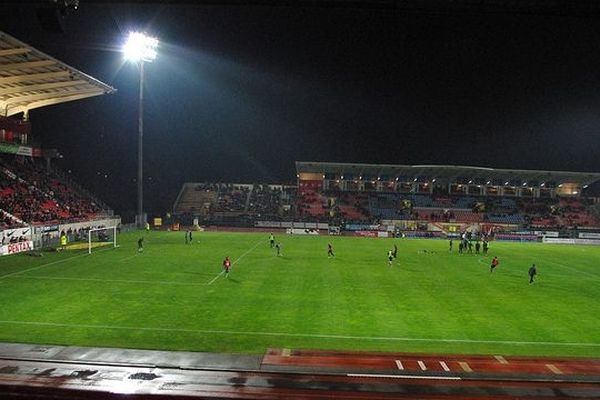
xmin=124 ymin=32 xmax=158 ymax=62
xmin=123 ymin=31 xmax=159 ymax=229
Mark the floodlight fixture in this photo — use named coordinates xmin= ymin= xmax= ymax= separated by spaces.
xmin=123 ymin=31 xmax=159 ymax=229
xmin=124 ymin=31 xmax=158 ymax=62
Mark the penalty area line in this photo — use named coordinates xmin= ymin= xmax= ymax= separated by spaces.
xmin=0 ymin=320 xmax=598 ymax=348
xmin=7 ymin=275 xmax=211 ymax=286
xmin=0 ymin=247 xmax=114 ymax=280
xmin=206 ymin=240 xmax=263 ymax=285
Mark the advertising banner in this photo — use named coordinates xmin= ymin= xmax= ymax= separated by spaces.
xmin=0 ymin=240 xmax=33 ymax=256
xmin=543 ymin=238 xmax=600 ymax=245
xmin=578 ymin=232 xmax=600 ymax=239
xmin=533 ymin=231 xmax=559 ymax=237
xmin=15 ymin=146 xmax=32 ymax=156
xmin=0 ymin=142 xmax=42 ymax=157
xmin=354 ymin=231 xmax=378 ymax=237
xmin=286 ymin=228 xmax=320 ymax=235
xmin=0 ymin=226 xmax=32 ymax=245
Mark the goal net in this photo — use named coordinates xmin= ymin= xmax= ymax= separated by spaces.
xmin=88 ymin=226 xmax=118 ymax=254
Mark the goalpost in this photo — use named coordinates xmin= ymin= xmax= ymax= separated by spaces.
xmin=88 ymin=226 xmax=118 ymax=254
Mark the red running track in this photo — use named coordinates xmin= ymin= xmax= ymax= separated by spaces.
xmin=0 ymin=347 xmax=599 ymax=399
xmin=263 ymin=348 xmax=600 ymax=377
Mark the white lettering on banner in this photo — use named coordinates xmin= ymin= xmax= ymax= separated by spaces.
xmin=0 ymin=240 xmax=33 ymax=256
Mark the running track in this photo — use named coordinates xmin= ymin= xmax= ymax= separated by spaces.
xmin=0 ymin=343 xmax=598 ymax=399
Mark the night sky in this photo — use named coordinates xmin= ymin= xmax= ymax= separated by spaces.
xmin=1 ymin=1 xmax=600 ymax=215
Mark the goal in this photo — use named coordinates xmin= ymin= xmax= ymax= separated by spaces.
xmin=88 ymin=226 xmax=118 ymax=254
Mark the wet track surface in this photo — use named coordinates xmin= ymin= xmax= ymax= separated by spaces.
xmin=0 ymin=343 xmax=599 ymax=399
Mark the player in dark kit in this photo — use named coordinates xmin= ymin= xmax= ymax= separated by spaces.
xmin=449 ymin=239 xmax=453 ymax=251
xmin=137 ymin=237 xmax=144 ymax=252
xmin=327 ymin=243 xmax=334 ymax=257
xmin=223 ymin=256 xmax=231 ymax=278
xmin=188 ymin=230 xmax=193 ymax=244
xmin=528 ymin=264 xmax=537 ymax=283
xmin=490 ymin=256 xmax=499 ymax=272
xmin=393 ymin=244 xmax=398 ymax=258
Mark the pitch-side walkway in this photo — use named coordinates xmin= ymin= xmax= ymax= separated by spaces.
xmin=0 ymin=342 xmax=599 ymax=399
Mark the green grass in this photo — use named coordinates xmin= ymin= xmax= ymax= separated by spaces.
xmin=0 ymin=231 xmax=599 ymax=357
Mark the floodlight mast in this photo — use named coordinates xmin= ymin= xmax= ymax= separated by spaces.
xmin=123 ymin=32 xmax=158 ymax=229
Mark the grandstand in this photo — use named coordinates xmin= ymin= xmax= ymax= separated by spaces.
xmin=0 ymin=31 xmax=117 ymax=251
xmin=173 ymin=182 xmax=296 ymax=224
xmin=172 ymin=161 xmax=600 ymax=236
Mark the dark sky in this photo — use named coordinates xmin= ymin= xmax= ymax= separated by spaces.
xmin=1 ymin=1 xmax=600 ymax=214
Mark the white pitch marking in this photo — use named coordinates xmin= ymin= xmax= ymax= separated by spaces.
xmin=0 ymin=247 xmax=113 ymax=280
xmin=348 ymin=373 xmax=460 ymax=380
xmin=546 ymin=364 xmax=563 ymax=374
xmin=0 ymin=320 xmax=598 ymax=348
xmin=439 ymin=361 xmax=450 ymax=371
xmin=395 ymin=360 xmax=404 ymax=370
xmin=418 ymin=361 xmax=427 ymax=370
xmin=495 ymin=355 xmax=508 ymax=364
xmin=207 ymin=240 xmax=263 ymax=285
xmin=206 ymin=270 xmax=225 ymax=285
xmin=9 ymin=275 xmax=209 ymax=286
xmin=458 ymin=361 xmax=472 ymax=372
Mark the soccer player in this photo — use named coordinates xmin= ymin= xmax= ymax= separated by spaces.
xmin=185 ymin=231 xmax=189 ymax=244
xmin=387 ymin=249 xmax=394 ymax=266
xmin=223 ymin=256 xmax=231 ymax=278
xmin=188 ymin=230 xmax=193 ymax=244
xmin=269 ymin=233 xmax=275 ymax=248
xmin=327 ymin=243 xmax=334 ymax=258
xmin=137 ymin=237 xmax=144 ymax=253
xmin=392 ymin=243 xmax=398 ymax=258
xmin=528 ymin=264 xmax=537 ymax=284
xmin=475 ymin=241 xmax=481 ymax=254
xmin=275 ymin=242 xmax=282 ymax=256
xmin=449 ymin=239 xmax=453 ymax=252
xmin=60 ymin=232 xmax=67 ymax=251
xmin=482 ymin=240 xmax=489 ymax=255
xmin=490 ymin=256 xmax=499 ymax=272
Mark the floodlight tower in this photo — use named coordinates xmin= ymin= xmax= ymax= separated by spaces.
xmin=123 ymin=32 xmax=158 ymax=229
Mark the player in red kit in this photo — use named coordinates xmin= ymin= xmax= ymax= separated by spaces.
xmin=490 ymin=256 xmax=499 ymax=272
xmin=223 ymin=256 xmax=231 ymax=278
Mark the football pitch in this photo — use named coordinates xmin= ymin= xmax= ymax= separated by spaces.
xmin=0 ymin=231 xmax=599 ymax=357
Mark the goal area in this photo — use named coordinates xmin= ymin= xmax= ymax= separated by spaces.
xmin=88 ymin=226 xmax=118 ymax=254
